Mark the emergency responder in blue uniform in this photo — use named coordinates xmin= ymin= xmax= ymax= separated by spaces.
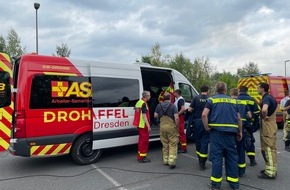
xmin=238 ymin=86 xmax=260 ymax=166
xmin=202 ymin=82 xmax=242 ymax=190
xmin=188 ymin=85 xmax=209 ymax=171
xmin=230 ymin=88 xmax=252 ymax=177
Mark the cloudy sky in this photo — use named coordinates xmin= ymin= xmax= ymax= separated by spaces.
xmin=1 ymin=0 xmax=290 ymax=76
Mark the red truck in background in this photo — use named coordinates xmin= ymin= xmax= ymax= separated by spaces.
xmin=238 ymin=74 xmax=290 ymax=126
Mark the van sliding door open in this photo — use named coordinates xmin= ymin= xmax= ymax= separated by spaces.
xmin=141 ymin=67 xmax=173 ymax=139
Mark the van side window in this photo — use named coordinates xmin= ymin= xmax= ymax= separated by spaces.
xmin=30 ymin=75 xmax=91 ymax=109
xmin=178 ymin=83 xmax=197 ymax=102
xmin=91 ymin=77 xmax=139 ymax=107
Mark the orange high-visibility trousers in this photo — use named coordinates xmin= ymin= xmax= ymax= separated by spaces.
xmin=178 ymin=115 xmax=187 ymax=150
xmin=138 ymin=127 xmax=149 ymax=160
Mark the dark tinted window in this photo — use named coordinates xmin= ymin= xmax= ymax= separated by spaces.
xmin=140 ymin=68 xmax=173 ymax=125
xmin=30 ymin=75 xmax=91 ymax=109
xmin=0 ymin=71 xmax=11 ymax=107
xmin=91 ymin=77 xmax=139 ymax=107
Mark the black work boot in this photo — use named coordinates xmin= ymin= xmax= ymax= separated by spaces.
xmin=249 ymin=156 xmax=257 ymax=166
xmin=199 ymin=162 xmax=206 ymax=171
xmin=285 ymin=141 xmax=290 ymax=151
xmin=199 ymin=158 xmax=207 ymax=171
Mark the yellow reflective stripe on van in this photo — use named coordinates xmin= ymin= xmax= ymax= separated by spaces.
xmin=227 ymin=176 xmax=239 ymax=183
xmin=44 ymin=72 xmax=77 ymax=76
xmin=210 ymin=176 xmax=222 ymax=182
xmin=208 ymin=123 xmax=238 ymax=128
xmin=0 ymin=137 xmax=9 ymax=150
xmin=209 ymin=98 xmax=236 ymax=104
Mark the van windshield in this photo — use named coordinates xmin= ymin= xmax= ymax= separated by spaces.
xmin=0 ymin=71 xmax=11 ymax=107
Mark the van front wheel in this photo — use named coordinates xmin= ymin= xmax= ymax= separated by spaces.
xmin=71 ymin=133 xmax=102 ymax=165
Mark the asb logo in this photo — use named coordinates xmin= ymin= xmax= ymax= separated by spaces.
xmin=51 ymin=81 xmax=69 ymax=97
xmin=51 ymin=81 xmax=92 ymax=98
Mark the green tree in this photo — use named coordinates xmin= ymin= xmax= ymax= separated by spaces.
xmin=167 ymin=54 xmax=215 ymax=92
xmin=140 ymin=55 xmax=152 ymax=64
xmin=168 ymin=53 xmax=191 ymax=77
xmin=211 ymin=71 xmax=239 ymax=95
xmin=140 ymin=43 xmax=169 ymax=67
xmin=139 ymin=43 xmax=217 ymax=93
xmin=0 ymin=28 xmax=26 ymax=58
xmin=0 ymin=36 xmax=6 ymax=52
xmin=237 ymin=62 xmax=261 ymax=77
xmin=191 ymin=57 xmax=214 ymax=91
xmin=139 ymin=43 xmax=219 ymax=93
xmin=54 ymin=43 xmax=71 ymax=57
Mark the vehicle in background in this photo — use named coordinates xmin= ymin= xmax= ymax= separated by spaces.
xmin=0 ymin=53 xmax=12 ymax=152
xmin=237 ymin=73 xmax=289 ymax=127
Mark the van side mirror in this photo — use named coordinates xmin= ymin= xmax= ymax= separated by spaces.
xmin=0 ymin=71 xmax=11 ymax=107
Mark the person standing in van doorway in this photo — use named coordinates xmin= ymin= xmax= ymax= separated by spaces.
xmin=187 ymin=85 xmax=209 ymax=171
xmin=154 ymin=92 xmax=179 ymax=169
xmin=257 ymin=82 xmax=278 ymax=179
xmin=174 ymin=89 xmax=187 ymax=153
xmin=133 ymin=91 xmax=151 ymax=163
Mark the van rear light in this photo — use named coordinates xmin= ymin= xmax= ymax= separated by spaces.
xmin=14 ymin=110 xmax=26 ymax=138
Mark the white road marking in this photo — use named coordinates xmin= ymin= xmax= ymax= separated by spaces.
xmin=129 ymin=183 xmax=151 ymax=190
xmin=91 ymin=164 xmax=127 ymax=190
xmin=180 ymin=153 xmax=198 ymax=160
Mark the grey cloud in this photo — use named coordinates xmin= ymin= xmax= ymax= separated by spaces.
xmin=262 ymin=40 xmax=276 ymax=47
xmin=2 ymin=0 xmax=290 ymax=76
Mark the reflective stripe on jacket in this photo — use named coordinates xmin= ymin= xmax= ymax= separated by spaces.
xmin=133 ymin=99 xmax=150 ymax=128
xmin=208 ymin=94 xmax=239 ymax=133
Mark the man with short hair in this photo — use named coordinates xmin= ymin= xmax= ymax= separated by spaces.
xmin=154 ymin=92 xmax=179 ymax=169
xmin=257 ymin=82 xmax=278 ymax=179
xmin=174 ymin=89 xmax=187 ymax=153
xmin=188 ymin=85 xmax=209 ymax=170
xmin=202 ymin=82 xmax=242 ymax=190
xmin=133 ymin=91 xmax=151 ymax=163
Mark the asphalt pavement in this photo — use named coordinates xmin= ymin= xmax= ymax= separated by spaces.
xmin=0 ymin=129 xmax=289 ymax=190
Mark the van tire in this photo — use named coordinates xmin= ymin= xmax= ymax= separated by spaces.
xmin=71 ymin=133 xmax=102 ymax=165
